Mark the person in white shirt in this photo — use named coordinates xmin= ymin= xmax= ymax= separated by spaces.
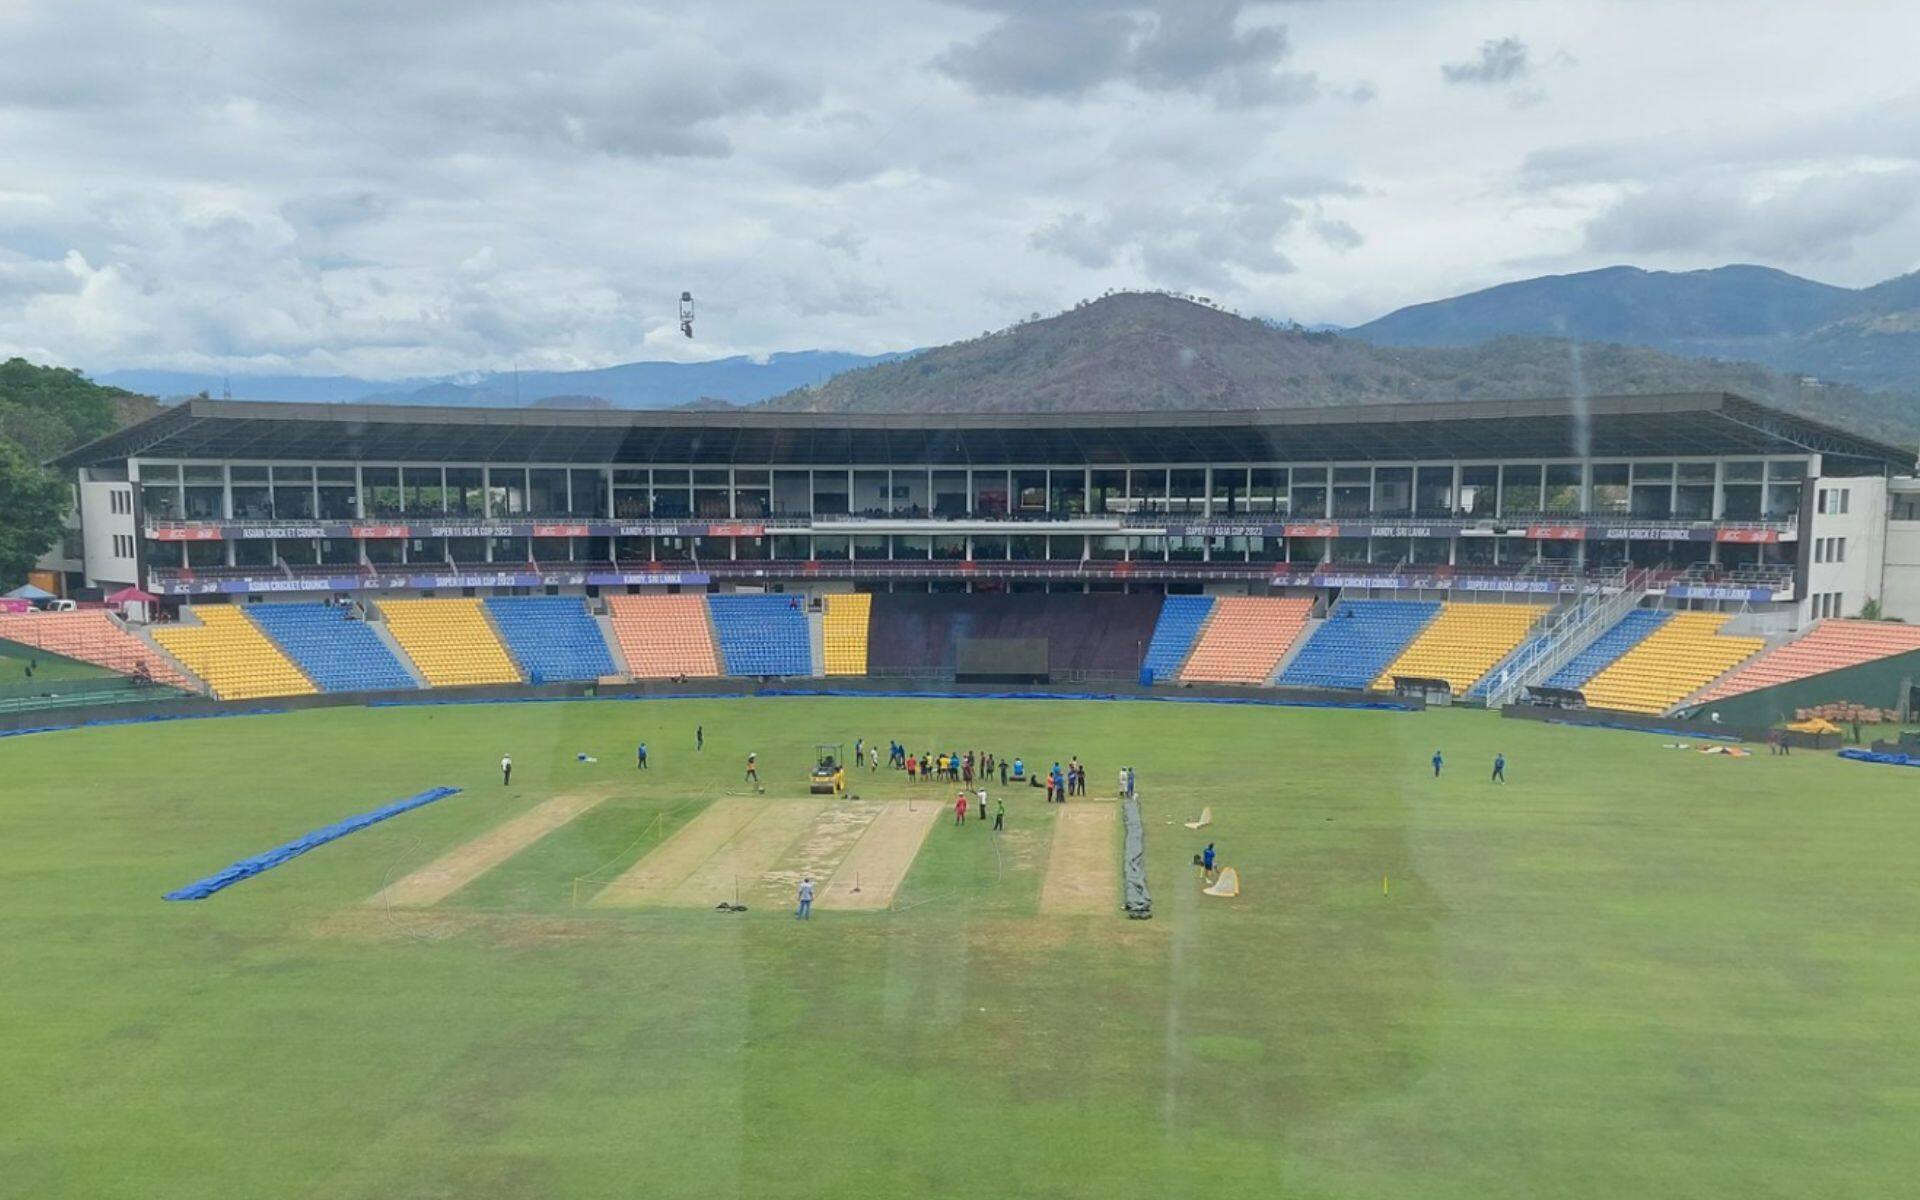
xmin=795 ymin=876 xmax=814 ymax=920
xmin=501 ymin=754 xmax=512 ymax=786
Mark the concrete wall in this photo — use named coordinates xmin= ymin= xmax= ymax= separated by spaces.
xmin=77 ymin=478 xmax=139 ymax=590
xmin=1801 ymin=475 xmax=1886 ymax=622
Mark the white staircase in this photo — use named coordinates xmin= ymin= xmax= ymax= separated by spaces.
xmin=1480 ymin=569 xmax=1652 ymax=708
xmin=1268 ymin=616 xmax=1322 ymax=684
xmin=807 ymin=607 xmax=826 ymax=677
xmin=362 ymin=601 xmax=429 ymax=688
xmin=593 ymin=609 xmax=630 ymax=679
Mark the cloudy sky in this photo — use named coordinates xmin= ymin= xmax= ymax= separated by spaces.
xmin=3 ymin=0 xmax=1918 ymax=379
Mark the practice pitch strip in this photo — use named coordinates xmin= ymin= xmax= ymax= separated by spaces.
xmin=372 ymin=789 xmax=1119 ymax=915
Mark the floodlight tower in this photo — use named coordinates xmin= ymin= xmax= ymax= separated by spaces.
xmin=679 ymin=291 xmax=695 ymax=338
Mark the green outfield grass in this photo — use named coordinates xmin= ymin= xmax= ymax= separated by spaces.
xmin=3 ymin=697 xmax=1918 ymax=1199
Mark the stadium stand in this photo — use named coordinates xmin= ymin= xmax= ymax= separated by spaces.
xmin=246 ymin=603 xmax=417 ymax=694
xmin=709 ymin=594 xmax=813 ymax=676
xmin=152 ymin=606 xmax=316 ymax=699
xmin=822 ymin=593 xmax=872 ymax=675
xmin=1577 ymin=612 xmax=1765 ymax=714
xmin=606 ymin=595 xmax=722 ymax=679
xmin=1140 ymin=595 xmax=1214 ymax=682
xmin=866 ymin=594 xmax=1162 ymax=677
xmin=483 ymin=596 xmax=617 ymax=683
xmin=1371 ymin=601 xmax=1548 ymax=695
xmin=1278 ymin=600 xmax=1439 ymax=690
xmin=1690 ymin=619 xmax=1920 ymax=705
xmin=376 ymin=598 xmax=522 ymax=687
xmin=1544 ymin=609 xmax=1673 ymax=690
xmin=1179 ymin=597 xmax=1313 ymax=685
xmin=0 ymin=610 xmax=196 ymax=689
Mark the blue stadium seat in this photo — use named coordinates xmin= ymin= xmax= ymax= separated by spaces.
xmin=483 ymin=596 xmax=617 ymax=683
xmin=246 ymin=603 xmax=418 ymax=694
xmin=1278 ymin=600 xmax=1439 ymax=690
xmin=709 ymin=594 xmax=812 ymax=676
xmin=1141 ymin=595 xmax=1214 ymax=683
xmin=1545 ymin=608 xmax=1674 ymax=689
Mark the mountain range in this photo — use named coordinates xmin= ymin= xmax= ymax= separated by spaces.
xmin=83 ymin=262 xmax=1920 ymax=445
xmin=1350 ymin=263 xmax=1920 ymax=393
xmin=97 ymin=351 xmax=901 ymax=410
xmin=758 ymin=291 xmax=1919 ymax=444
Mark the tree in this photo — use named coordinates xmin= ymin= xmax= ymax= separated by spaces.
xmin=1856 ymin=597 xmax=1900 ymax=622
xmin=0 ymin=440 xmax=69 ymax=587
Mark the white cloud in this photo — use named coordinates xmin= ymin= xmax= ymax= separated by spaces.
xmin=0 ymin=0 xmax=1916 ymax=376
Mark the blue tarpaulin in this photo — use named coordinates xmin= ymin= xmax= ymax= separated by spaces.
xmin=163 ymin=786 xmax=460 ymax=901
xmin=1839 ymin=748 xmax=1920 ymax=768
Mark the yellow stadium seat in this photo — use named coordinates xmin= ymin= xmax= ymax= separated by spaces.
xmin=822 ymin=594 xmax=871 ymax=675
xmin=1371 ymin=602 xmax=1547 ymax=696
xmin=1580 ymin=612 xmax=1765 ymax=714
xmin=151 ymin=606 xmax=316 ymax=700
xmin=375 ymin=598 xmax=522 ymax=687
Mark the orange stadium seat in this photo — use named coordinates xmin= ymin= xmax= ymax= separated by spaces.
xmin=1178 ymin=597 xmax=1313 ymax=684
xmin=608 ymin=595 xmax=722 ymax=678
xmin=1692 ymin=619 xmax=1920 ymax=704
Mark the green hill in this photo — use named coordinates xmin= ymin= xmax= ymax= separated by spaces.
xmin=763 ymin=292 xmax=1919 ymax=445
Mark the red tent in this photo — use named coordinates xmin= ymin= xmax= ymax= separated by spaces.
xmin=107 ymin=587 xmax=159 ymax=604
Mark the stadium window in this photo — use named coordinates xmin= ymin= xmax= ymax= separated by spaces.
xmin=1837 ymin=538 xmax=1846 ymax=563
xmin=1048 ymin=469 xmax=1083 ymax=518
xmin=1168 ymin=469 xmax=1206 ymax=516
xmin=1721 ymin=481 xmax=1762 ymax=521
xmin=1544 ymin=464 xmax=1582 ymax=512
xmin=931 ymin=470 xmax=969 ymax=517
xmin=1128 ymin=469 xmax=1167 ymax=517
xmin=1373 ymin=467 xmax=1413 ymax=515
xmin=1817 ymin=488 xmax=1828 ymax=514
xmin=1331 ymin=466 xmax=1370 ymax=518
xmin=1416 ymin=466 xmax=1454 ymax=515
xmin=1839 ymin=489 xmax=1851 ymax=514
xmin=362 ymin=467 xmax=402 ymax=516
xmin=972 ymin=469 xmax=1010 ymax=517
xmin=1248 ymin=468 xmax=1285 ymax=514
xmin=854 ymin=470 xmax=891 ymax=517
xmin=487 ymin=467 xmax=528 ymax=516
xmin=1211 ymin=468 xmax=1246 ymax=515
xmin=571 ymin=469 xmax=608 ymax=518
xmin=446 ymin=467 xmax=484 ymax=515
xmin=1590 ymin=463 xmax=1629 ymax=514
xmin=1458 ymin=465 xmax=1497 ymax=516
xmin=1291 ymin=467 xmax=1328 ymax=518
xmin=1499 ymin=464 xmax=1543 ymax=514
xmin=970 ymin=534 xmax=1008 ymax=560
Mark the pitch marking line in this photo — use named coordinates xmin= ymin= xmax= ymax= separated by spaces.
xmin=661 ymin=800 xmax=827 ymax=908
xmin=1038 ymin=803 xmax=1120 ymax=916
xmin=590 ymin=797 xmax=764 ymax=907
xmin=371 ymin=791 xmax=613 ymax=908
xmin=819 ymin=800 xmax=942 ymax=911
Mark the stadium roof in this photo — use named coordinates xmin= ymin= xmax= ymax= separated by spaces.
xmin=54 ymin=392 xmax=1915 ymax=471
